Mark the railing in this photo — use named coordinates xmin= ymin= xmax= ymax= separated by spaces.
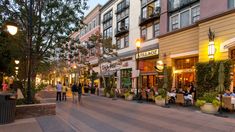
xmin=168 ymin=0 xmax=200 ymax=12
xmin=115 ymin=26 xmax=129 ymax=37
xmin=102 ymin=16 xmax=113 ymax=23
xmin=139 ymin=7 xmax=161 ymax=26
xmin=115 ymin=3 xmax=130 ymax=14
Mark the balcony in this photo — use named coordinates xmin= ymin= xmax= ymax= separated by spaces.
xmin=115 ymin=3 xmax=130 ymax=14
xmin=102 ymin=16 xmax=112 ymax=23
xmin=115 ymin=26 xmax=129 ymax=37
xmin=168 ymin=0 xmax=200 ymax=13
xmin=139 ymin=7 xmax=161 ymax=26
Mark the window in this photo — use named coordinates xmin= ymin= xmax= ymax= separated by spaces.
xmin=174 ymin=0 xmax=180 ymax=9
xmin=117 ymin=39 xmax=121 ymax=49
xmin=228 ymin=0 xmax=235 ymax=9
xmin=141 ymin=27 xmax=147 ymax=40
xmin=124 ymin=35 xmax=129 ymax=48
xmin=180 ymin=10 xmax=190 ymax=28
xmin=171 ymin=14 xmax=179 ymax=31
xmin=169 ymin=4 xmax=200 ymax=31
xmin=142 ymin=7 xmax=147 ymax=19
xmin=142 ymin=0 xmax=147 ymax=5
xmin=191 ymin=6 xmax=200 ymax=23
xmin=103 ymin=27 xmax=112 ymax=38
xmin=155 ymin=0 xmax=160 ymax=8
xmin=153 ymin=23 xmax=160 ymax=37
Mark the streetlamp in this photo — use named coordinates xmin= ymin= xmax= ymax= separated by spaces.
xmin=4 ymin=21 xmax=18 ymax=35
xmin=14 ymin=60 xmax=20 ymax=65
xmin=135 ymin=39 xmax=141 ymax=101
xmin=208 ymin=28 xmax=216 ymax=60
xmin=73 ymin=65 xmax=77 ymax=83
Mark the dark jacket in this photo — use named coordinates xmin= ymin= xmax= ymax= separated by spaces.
xmin=72 ymin=84 xmax=77 ymax=92
xmin=77 ymin=84 xmax=82 ymax=94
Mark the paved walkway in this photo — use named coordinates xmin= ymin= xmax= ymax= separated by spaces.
xmin=1 ymin=95 xmax=235 ymax=132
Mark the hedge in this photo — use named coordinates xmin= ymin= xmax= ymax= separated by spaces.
xmin=195 ymin=60 xmax=232 ymax=98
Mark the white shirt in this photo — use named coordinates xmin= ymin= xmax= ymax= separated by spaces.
xmin=56 ymin=84 xmax=62 ymax=92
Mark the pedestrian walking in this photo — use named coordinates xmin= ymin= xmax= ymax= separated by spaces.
xmin=62 ymin=83 xmax=67 ymax=101
xmin=78 ymin=83 xmax=82 ymax=103
xmin=72 ymin=83 xmax=77 ymax=103
xmin=56 ymin=82 xmax=62 ymax=101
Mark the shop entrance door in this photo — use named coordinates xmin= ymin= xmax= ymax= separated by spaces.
xmin=175 ymin=72 xmax=194 ymax=90
xmin=142 ymin=75 xmax=156 ymax=89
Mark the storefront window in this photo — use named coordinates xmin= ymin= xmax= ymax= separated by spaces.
xmin=121 ymin=69 xmax=132 ymax=89
xmin=175 ymin=57 xmax=198 ymax=70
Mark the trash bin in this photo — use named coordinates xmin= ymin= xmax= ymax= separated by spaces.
xmin=0 ymin=92 xmax=16 ymax=124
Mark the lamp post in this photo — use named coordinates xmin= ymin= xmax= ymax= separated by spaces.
xmin=208 ymin=28 xmax=215 ymax=61
xmin=73 ymin=65 xmax=77 ymax=83
xmin=135 ymin=39 xmax=141 ymax=101
xmin=4 ymin=21 xmax=18 ymax=36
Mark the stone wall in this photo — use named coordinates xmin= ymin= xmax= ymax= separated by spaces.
xmin=15 ymin=103 xmax=56 ymax=119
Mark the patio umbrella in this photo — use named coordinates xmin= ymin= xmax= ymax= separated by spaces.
xmin=216 ymin=62 xmax=225 ymax=93
xmin=216 ymin=62 xmax=226 ymax=116
xmin=162 ymin=66 xmax=168 ymax=91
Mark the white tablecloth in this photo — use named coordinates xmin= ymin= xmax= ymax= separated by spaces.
xmin=231 ymin=97 xmax=235 ymax=105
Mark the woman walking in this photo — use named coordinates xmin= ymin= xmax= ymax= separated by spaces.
xmin=62 ymin=83 xmax=67 ymax=101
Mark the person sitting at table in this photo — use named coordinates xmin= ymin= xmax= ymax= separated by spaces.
xmin=223 ymin=89 xmax=231 ymax=96
xmin=230 ymin=89 xmax=235 ymax=97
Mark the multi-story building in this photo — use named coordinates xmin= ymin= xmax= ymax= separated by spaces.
xmin=100 ymin=0 xmax=141 ymax=91
xmin=98 ymin=0 xmax=235 ymax=92
xmin=158 ymin=0 xmax=235 ymax=91
xmin=78 ymin=4 xmax=102 ymax=86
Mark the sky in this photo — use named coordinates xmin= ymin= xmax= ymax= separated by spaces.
xmin=85 ymin=0 xmax=108 ymax=15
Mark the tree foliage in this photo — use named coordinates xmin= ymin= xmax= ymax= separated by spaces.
xmin=0 ymin=0 xmax=88 ymax=80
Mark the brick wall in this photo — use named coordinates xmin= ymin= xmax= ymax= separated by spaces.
xmin=15 ymin=103 xmax=56 ymax=119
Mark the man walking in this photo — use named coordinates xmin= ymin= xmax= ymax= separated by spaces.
xmin=72 ymin=83 xmax=77 ymax=103
xmin=56 ymin=82 xmax=62 ymax=101
xmin=78 ymin=83 xmax=82 ymax=103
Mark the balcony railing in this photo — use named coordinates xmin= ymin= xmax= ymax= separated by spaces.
xmin=102 ymin=16 xmax=113 ymax=23
xmin=115 ymin=3 xmax=130 ymax=14
xmin=115 ymin=26 xmax=129 ymax=37
xmin=139 ymin=7 xmax=161 ymax=26
xmin=168 ymin=0 xmax=200 ymax=12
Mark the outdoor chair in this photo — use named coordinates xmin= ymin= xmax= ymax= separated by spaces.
xmin=142 ymin=91 xmax=147 ymax=100
xmin=222 ymin=96 xmax=234 ymax=111
xmin=175 ymin=94 xmax=185 ymax=105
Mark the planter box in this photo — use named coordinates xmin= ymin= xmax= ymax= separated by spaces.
xmin=200 ymin=103 xmax=219 ymax=114
xmin=125 ymin=95 xmax=134 ymax=101
xmin=15 ymin=103 xmax=56 ymax=119
xmin=155 ymin=98 xmax=165 ymax=106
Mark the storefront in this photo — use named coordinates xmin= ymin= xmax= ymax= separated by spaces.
xmin=137 ymin=49 xmax=159 ymax=90
xmin=173 ymin=57 xmax=198 ymax=90
xmin=100 ymin=61 xmax=121 ymax=89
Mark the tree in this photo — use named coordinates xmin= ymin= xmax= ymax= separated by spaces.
xmin=88 ymin=33 xmax=118 ymax=94
xmin=0 ymin=0 xmax=88 ymax=101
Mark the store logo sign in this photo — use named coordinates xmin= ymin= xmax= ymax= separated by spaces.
xmin=136 ymin=49 xmax=159 ymax=59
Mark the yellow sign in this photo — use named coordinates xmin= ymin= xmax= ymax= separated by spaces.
xmin=136 ymin=49 xmax=159 ymax=59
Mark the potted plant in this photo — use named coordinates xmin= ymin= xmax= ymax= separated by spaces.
xmin=124 ymin=89 xmax=134 ymax=101
xmin=155 ymin=88 xmax=166 ymax=106
xmin=195 ymin=92 xmax=220 ymax=114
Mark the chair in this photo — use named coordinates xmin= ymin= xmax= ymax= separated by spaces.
xmin=222 ymin=96 xmax=234 ymax=111
xmin=141 ymin=91 xmax=147 ymax=99
xmin=175 ymin=94 xmax=185 ymax=105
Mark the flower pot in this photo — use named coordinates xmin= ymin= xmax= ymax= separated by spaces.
xmin=106 ymin=93 xmax=110 ymax=98
xmin=125 ymin=94 xmax=133 ymax=101
xmin=155 ymin=98 xmax=165 ymax=106
xmin=200 ymin=103 xmax=219 ymax=114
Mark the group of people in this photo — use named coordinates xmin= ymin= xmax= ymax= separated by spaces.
xmin=56 ymin=81 xmax=83 ymax=103
xmin=56 ymin=82 xmax=68 ymax=101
